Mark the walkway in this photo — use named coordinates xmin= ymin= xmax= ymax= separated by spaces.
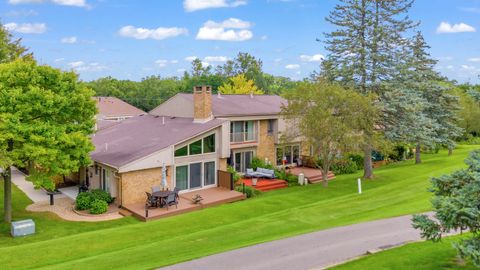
xmin=10 ymin=167 xmax=65 ymax=202
xmin=160 ymin=214 xmax=439 ymax=270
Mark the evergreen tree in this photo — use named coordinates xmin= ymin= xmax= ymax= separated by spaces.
xmin=0 ymin=23 xmax=32 ymax=63
xmin=322 ymin=0 xmax=417 ymax=178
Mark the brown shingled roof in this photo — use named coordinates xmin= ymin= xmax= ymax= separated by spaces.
xmin=94 ymin=96 xmax=146 ymax=119
xmin=91 ymin=115 xmax=225 ymax=168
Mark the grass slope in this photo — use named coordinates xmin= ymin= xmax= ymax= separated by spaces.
xmin=0 ymin=145 xmax=478 ymax=270
xmin=331 ymin=235 xmax=477 ymax=270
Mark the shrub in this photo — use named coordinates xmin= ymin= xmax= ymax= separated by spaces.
xmin=330 ymin=159 xmax=358 ymax=175
xmin=89 ymin=199 xmax=108 ymax=214
xmin=235 ymin=185 xmax=262 ymax=198
xmin=348 ymin=154 xmax=363 ymax=169
xmin=75 ymin=192 xmax=92 ymax=210
xmin=90 ymin=189 xmax=113 ymax=204
xmin=249 ymin=157 xmax=274 ymax=170
xmin=227 ymin=166 xmax=241 ymax=184
xmin=275 ymin=169 xmax=298 ymax=186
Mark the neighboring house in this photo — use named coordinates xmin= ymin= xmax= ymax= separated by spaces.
xmin=94 ymin=96 xmax=146 ymax=121
xmin=83 ymin=86 xmax=306 ymax=206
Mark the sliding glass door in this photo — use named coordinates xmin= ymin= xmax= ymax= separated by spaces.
xmin=175 ymin=161 xmax=216 ymax=191
xmin=233 ymin=151 xmax=254 ymax=173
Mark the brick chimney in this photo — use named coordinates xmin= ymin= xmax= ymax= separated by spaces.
xmin=193 ymin=85 xmax=213 ymax=123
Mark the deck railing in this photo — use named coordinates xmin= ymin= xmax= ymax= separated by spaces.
xmin=217 ymin=170 xmax=234 ymax=190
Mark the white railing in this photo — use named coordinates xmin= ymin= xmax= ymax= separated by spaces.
xmin=230 ymin=131 xmax=257 ymax=143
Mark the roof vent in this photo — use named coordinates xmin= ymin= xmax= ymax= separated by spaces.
xmin=250 ymin=92 xmax=254 ymax=99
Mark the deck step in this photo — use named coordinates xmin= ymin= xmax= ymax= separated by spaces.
xmin=119 ymin=208 xmax=133 ymax=217
xmin=253 ymin=182 xmax=288 ymax=192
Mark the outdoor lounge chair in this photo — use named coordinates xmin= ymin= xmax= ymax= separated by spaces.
xmin=163 ymin=193 xmax=178 ymax=210
xmin=246 ymin=168 xmax=275 ymax=179
xmin=173 ymin=187 xmax=181 ymax=200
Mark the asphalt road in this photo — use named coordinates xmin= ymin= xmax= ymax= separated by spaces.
xmin=160 ymin=214 xmax=428 ymax=270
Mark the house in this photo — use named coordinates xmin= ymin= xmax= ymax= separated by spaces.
xmin=94 ymin=96 xmax=146 ymax=121
xmin=150 ymin=87 xmax=308 ymax=173
xmin=83 ymin=86 xmax=308 ymax=209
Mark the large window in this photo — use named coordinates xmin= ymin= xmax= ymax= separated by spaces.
xmin=276 ymin=145 xmax=300 ymax=165
xmin=175 ymin=161 xmax=216 ymax=191
xmin=203 ymin=134 xmax=215 ymax=153
xmin=189 ymin=139 xmax=202 ymax=155
xmin=233 ymin=151 xmax=253 ymax=173
xmin=175 ymin=165 xmax=188 ymax=190
xmin=174 ymin=133 xmax=216 ymax=157
xmin=230 ymin=121 xmax=256 ymax=143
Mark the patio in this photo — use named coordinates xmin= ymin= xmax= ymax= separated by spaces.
xmin=122 ymin=187 xmax=245 ymax=221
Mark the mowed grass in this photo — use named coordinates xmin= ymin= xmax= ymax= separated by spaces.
xmin=331 ymin=235 xmax=478 ymax=270
xmin=0 ymin=145 xmax=478 ymax=270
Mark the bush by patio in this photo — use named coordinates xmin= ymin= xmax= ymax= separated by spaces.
xmin=89 ymin=199 xmax=108 ymax=215
xmin=75 ymin=192 xmax=92 ymax=210
xmin=235 ymin=185 xmax=262 ymax=198
xmin=75 ymin=189 xmax=112 ymax=214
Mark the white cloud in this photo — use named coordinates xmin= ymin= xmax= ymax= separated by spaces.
xmin=170 ymin=60 xmax=179 ymax=64
xmin=204 ymin=56 xmax=228 ymax=62
xmin=4 ymin=22 xmax=46 ymax=33
xmin=9 ymin=0 xmax=88 ymax=7
xmin=300 ymin=54 xmax=325 ymax=62
xmin=68 ymin=61 xmax=107 ymax=72
xmin=468 ymin=57 xmax=480 ymax=62
xmin=54 ymin=57 xmax=65 ymax=62
xmin=436 ymin=22 xmax=476 ymax=33
xmin=177 ymin=68 xmax=186 ymax=73
xmin=118 ymin=25 xmax=188 ymax=40
xmin=155 ymin=59 xmax=169 ymax=67
xmin=260 ymin=35 xmax=268 ymax=40
xmin=437 ymin=56 xmax=454 ymax=61
xmin=60 ymin=36 xmax=77 ymax=44
xmin=196 ymin=18 xmax=253 ymax=41
xmin=285 ymin=64 xmax=300 ymax=69
xmin=184 ymin=0 xmax=246 ymax=12
xmin=461 ymin=64 xmax=477 ymax=70
xmin=184 ymin=56 xmax=198 ymax=62
xmin=460 ymin=7 xmax=480 ymax=14
xmin=5 ymin=9 xmax=38 ymax=17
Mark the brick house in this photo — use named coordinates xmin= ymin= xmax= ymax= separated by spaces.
xmin=84 ymin=86 xmax=306 ymax=206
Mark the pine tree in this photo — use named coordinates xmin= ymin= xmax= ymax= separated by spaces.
xmin=322 ymin=0 xmax=417 ymax=178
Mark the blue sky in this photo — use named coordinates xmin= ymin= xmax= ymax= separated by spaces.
xmin=1 ymin=0 xmax=479 ymax=83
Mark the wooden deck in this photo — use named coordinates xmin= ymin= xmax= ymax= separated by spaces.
xmin=287 ymin=166 xmax=335 ymax=184
xmin=122 ymin=187 xmax=245 ymax=221
xmin=239 ymin=178 xmax=288 ymax=192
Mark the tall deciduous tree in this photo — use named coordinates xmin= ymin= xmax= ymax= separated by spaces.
xmin=0 ymin=60 xmax=96 ymax=222
xmin=322 ymin=0 xmax=417 ymax=178
xmin=412 ymin=150 xmax=480 ymax=267
xmin=0 ymin=23 xmax=31 ymax=63
xmin=282 ymin=80 xmax=377 ymax=186
xmin=218 ymin=74 xmax=264 ymax=95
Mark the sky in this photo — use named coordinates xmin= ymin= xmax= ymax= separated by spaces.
xmin=1 ymin=0 xmax=479 ymax=83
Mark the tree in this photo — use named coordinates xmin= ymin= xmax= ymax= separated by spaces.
xmin=0 ymin=60 xmax=96 ymax=222
xmin=218 ymin=74 xmax=264 ymax=95
xmin=190 ymin=58 xmax=211 ymax=77
xmin=282 ymin=80 xmax=377 ymax=186
xmin=0 ymin=23 xmax=31 ymax=63
xmin=322 ymin=0 xmax=417 ymax=178
xmin=412 ymin=150 xmax=480 ymax=267
xmin=216 ymin=52 xmax=268 ymax=92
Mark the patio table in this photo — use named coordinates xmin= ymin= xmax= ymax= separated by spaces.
xmin=152 ymin=190 xmax=174 ymax=208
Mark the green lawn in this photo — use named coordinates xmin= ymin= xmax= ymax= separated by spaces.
xmin=0 ymin=145 xmax=478 ymax=270
xmin=331 ymin=235 xmax=478 ymax=270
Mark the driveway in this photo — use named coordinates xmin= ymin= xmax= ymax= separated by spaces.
xmin=160 ymin=214 xmax=430 ymax=270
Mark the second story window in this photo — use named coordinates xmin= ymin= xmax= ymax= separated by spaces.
xmin=230 ymin=121 xmax=256 ymax=143
xmin=267 ymin=119 xmax=275 ymax=135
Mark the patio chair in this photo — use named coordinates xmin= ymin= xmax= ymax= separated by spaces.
xmin=163 ymin=193 xmax=178 ymax=210
xmin=145 ymin=192 xmax=158 ymax=208
xmin=151 ymin=186 xmax=161 ymax=193
xmin=173 ymin=187 xmax=181 ymax=200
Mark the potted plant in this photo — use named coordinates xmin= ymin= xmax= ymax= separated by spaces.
xmin=252 ymin=177 xmax=258 ymax=186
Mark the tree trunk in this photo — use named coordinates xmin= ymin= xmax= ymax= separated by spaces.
xmin=363 ymin=145 xmax=374 ymax=179
xmin=415 ymin=143 xmax=422 ymax=164
xmin=4 ymin=139 xmax=13 ymax=223
xmin=448 ymin=147 xmax=453 ymax=156
xmin=3 ymin=166 xmax=12 ymax=223
xmin=322 ymin=167 xmax=329 ymax=187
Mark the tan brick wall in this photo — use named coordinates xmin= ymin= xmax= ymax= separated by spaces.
xmin=120 ymin=166 xmax=172 ymax=205
xmin=218 ymin=158 xmax=228 ymax=171
xmin=301 ymin=142 xmax=311 ymax=157
xmin=256 ymin=120 xmax=276 ymax=165
xmin=193 ymin=86 xmax=212 ymax=120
